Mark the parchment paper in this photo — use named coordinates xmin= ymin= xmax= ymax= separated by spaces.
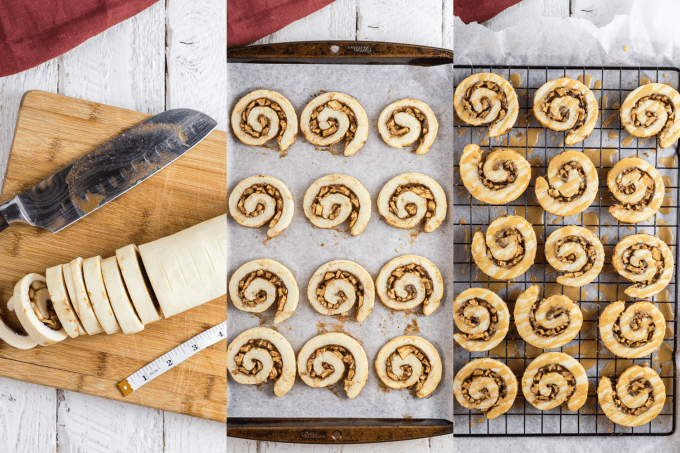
xmin=227 ymin=63 xmax=453 ymax=420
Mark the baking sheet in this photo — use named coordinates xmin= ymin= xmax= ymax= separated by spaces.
xmin=227 ymin=63 xmax=453 ymax=420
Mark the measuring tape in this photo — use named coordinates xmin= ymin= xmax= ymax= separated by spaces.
xmin=118 ymin=321 xmax=226 ymax=397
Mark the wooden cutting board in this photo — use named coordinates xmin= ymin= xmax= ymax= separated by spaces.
xmin=0 ymin=91 xmax=226 ymax=422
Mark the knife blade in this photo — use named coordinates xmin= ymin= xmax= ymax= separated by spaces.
xmin=0 ymin=108 xmax=217 ymax=234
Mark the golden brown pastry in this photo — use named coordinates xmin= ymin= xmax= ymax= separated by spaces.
xmin=535 ymin=150 xmax=598 ymax=216
xmin=460 ymin=144 xmax=530 ymax=204
xmin=375 ymin=335 xmax=442 ymax=398
xmin=303 ymin=174 xmax=371 ymax=236
xmin=453 ymin=358 xmax=517 ymax=419
xmin=378 ymin=99 xmax=438 ymax=155
xmin=307 ymin=260 xmax=374 ymax=322
xmin=521 ymin=352 xmax=588 ymax=411
xmin=230 ymin=90 xmax=298 ymax=151
xmin=599 ymin=301 xmax=665 ymax=358
xmin=453 ymin=288 xmax=510 ymax=352
xmin=613 ymin=233 xmax=674 ymax=298
xmin=607 ymin=157 xmax=664 ymax=223
xmin=545 ymin=226 xmax=604 ymax=287
xmin=375 ymin=255 xmax=443 ymax=316
xmin=620 ymin=83 xmax=680 ymax=149
xmin=228 ymin=175 xmax=294 ymax=238
xmin=377 ymin=173 xmax=447 ymax=233
xmin=454 ymin=73 xmax=519 ymax=137
xmin=471 ymin=215 xmax=536 ymax=280
xmin=598 ymin=365 xmax=665 ymax=427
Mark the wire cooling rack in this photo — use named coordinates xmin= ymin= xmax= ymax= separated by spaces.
xmin=453 ymin=65 xmax=680 ymax=437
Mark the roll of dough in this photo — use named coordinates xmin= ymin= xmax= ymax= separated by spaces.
xmin=101 ymin=256 xmax=144 ymax=334
xmin=69 ymin=258 xmax=104 ymax=335
xmin=116 ymin=244 xmax=162 ymax=324
xmin=83 ymin=256 xmax=121 ymax=335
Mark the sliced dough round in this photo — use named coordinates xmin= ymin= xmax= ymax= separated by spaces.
xmin=228 ymin=175 xmax=294 ymax=238
xmin=472 ymin=215 xmax=536 ymax=280
xmin=599 ymin=301 xmax=665 ymax=358
xmin=454 ymin=358 xmax=518 ymax=419
xmin=375 ymin=335 xmax=442 ymax=398
xmin=522 ymin=352 xmax=588 ymax=411
xmin=303 ymin=174 xmax=371 ymax=236
xmin=612 ymin=233 xmax=674 ymax=298
xmin=46 ymin=265 xmax=86 ymax=338
xmin=0 ymin=297 xmax=38 ymax=349
xmin=378 ymin=98 xmax=438 ymax=155
xmin=307 ymin=260 xmax=374 ymax=322
xmin=230 ymin=89 xmax=298 ymax=151
xmin=13 ymin=273 xmax=68 ymax=346
xmin=545 ymin=226 xmax=605 ymax=287
xmin=297 ymin=332 xmax=368 ymax=399
xmin=607 ymin=157 xmax=664 ymax=224
xmin=598 ymin=365 xmax=665 ymax=427
xmin=377 ymin=173 xmax=447 ymax=233
xmin=69 ymin=258 xmax=104 ymax=335
xmin=620 ymin=83 xmax=680 ymax=148
xmin=375 ymin=254 xmax=443 ymax=316
xmin=101 ymin=256 xmax=144 ymax=334
xmin=116 ymin=245 xmax=162 ymax=324
xmin=454 ymin=72 xmax=519 ymax=137
xmin=454 ymin=288 xmax=510 ymax=352
xmin=460 ymin=144 xmax=531 ymax=204
xmin=82 ymin=256 xmax=121 ymax=335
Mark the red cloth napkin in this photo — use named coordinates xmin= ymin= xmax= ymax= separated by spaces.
xmin=228 ymin=0 xmax=336 ymax=47
xmin=0 ymin=0 xmax=159 ymax=77
xmin=455 ymin=0 xmax=523 ymax=24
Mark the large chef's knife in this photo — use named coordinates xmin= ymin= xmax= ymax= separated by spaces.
xmin=0 ymin=109 xmax=217 ymax=233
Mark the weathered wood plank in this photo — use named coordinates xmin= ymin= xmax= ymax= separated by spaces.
xmin=165 ymin=413 xmax=226 ymax=453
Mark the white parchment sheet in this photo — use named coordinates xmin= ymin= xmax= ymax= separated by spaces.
xmin=227 ymin=63 xmax=453 ymax=420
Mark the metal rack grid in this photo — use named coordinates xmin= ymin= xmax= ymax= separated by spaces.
xmin=453 ymin=65 xmax=680 ymax=437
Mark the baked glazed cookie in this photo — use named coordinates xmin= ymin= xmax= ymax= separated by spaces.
xmin=620 ymin=83 xmax=680 ymax=149
xmin=297 ymin=332 xmax=368 ymax=399
xmin=307 ymin=260 xmax=374 ymax=322
xmin=514 ymin=285 xmax=583 ymax=349
xmin=303 ymin=174 xmax=371 ymax=236
xmin=521 ymin=352 xmax=588 ymax=411
xmin=533 ymin=78 xmax=599 ymax=145
xmin=453 ymin=358 xmax=518 ymax=419
xmin=471 ymin=215 xmax=537 ymax=280
xmin=227 ymin=327 xmax=296 ymax=397
xmin=460 ymin=144 xmax=531 ymax=204
xmin=377 ymin=173 xmax=447 ymax=233
xmin=300 ymin=92 xmax=369 ymax=156
xmin=375 ymin=255 xmax=443 ymax=316
xmin=613 ymin=233 xmax=674 ymax=298
xmin=454 ymin=73 xmax=519 ymax=137
xmin=13 ymin=274 xmax=68 ymax=347
xmin=229 ymin=258 xmax=299 ymax=324
xmin=228 ymin=175 xmax=294 ymax=238
xmin=453 ymin=288 xmax=510 ymax=352
xmin=230 ymin=89 xmax=298 ymax=151
xmin=599 ymin=301 xmax=665 ymax=358
xmin=375 ymin=335 xmax=442 ymax=398
xmin=377 ymin=99 xmax=439 ymax=155
xmin=545 ymin=226 xmax=605 ymax=287
xmin=607 ymin=157 xmax=664 ymax=223
xmin=535 ymin=150 xmax=599 ymax=217
xmin=598 ymin=365 xmax=666 ymax=427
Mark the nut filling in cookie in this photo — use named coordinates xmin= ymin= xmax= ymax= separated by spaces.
xmin=599 ymin=301 xmax=665 ymax=358
xmin=376 ymin=255 xmax=443 ymax=316
xmin=535 ymin=151 xmax=598 ymax=217
xmin=472 ymin=215 xmax=537 ymax=280
xmin=454 ymin=73 xmax=519 ymax=137
xmin=454 ymin=288 xmax=510 ymax=352
xmin=377 ymin=173 xmax=447 ymax=233
xmin=240 ymin=99 xmax=287 ymax=139
xmin=28 ymin=280 xmax=60 ymax=330
xmin=598 ymin=365 xmax=666 ymax=427
xmin=613 ymin=234 xmax=674 ymax=298
xmin=521 ymin=352 xmax=588 ymax=411
xmin=454 ymin=358 xmax=518 ymax=419
xmin=228 ymin=175 xmax=294 ymax=238
xmin=545 ymin=226 xmax=605 ymax=287
xmin=307 ymin=260 xmax=374 ymax=322
xmin=376 ymin=335 xmax=442 ymax=398
xmin=620 ymin=83 xmax=680 ymax=149
xmin=378 ymin=99 xmax=439 ymax=155
xmin=230 ymin=90 xmax=298 ymax=151
xmin=607 ymin=158 xmax=664 ymax=223
xmin=233 ymin=339 xmax=283 ymax=380
xmin=303 ymin=174 xmax=371 ymax=236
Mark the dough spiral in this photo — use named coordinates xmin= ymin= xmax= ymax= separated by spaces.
xmin=303 ymin=174 xmax=371 ymax=236
xmin=599 ymin=301 xmax=665 ymax=358
xmin=377 ymin=173 xmax=447 ymax=233
xmin=230 ymin=90 xmax=298 ymax=151
xmin=613 ymin=233 xmax=674 ymax=298
xmin=375 ymin=255 xmax=443 ymax=316
xmin=307 ymin=260 xmax=374 ymax=322
xmin=521 ymin=352 xmax=588 ymax=411
xmin=378 ymin=99 xmax=438 ymax=155
xmin=453 ymin=288 xmax=510 ymax=352
xmin=607 ymin=157 xmax=664 ymax=224
xmin=228 ymin=175 xmax=294 ymax=238
xmin=454 ymin=73 xmax=519 ymax=137
xmin=454 ymin=358 xmax=518 ymax=419
xmin=375 ymin=335 xmax=442 ymax=398
xmin=535 ymin=150 xmax=598 ymax=216
xmin=598 ymin=365 xmax=665 ymax=427
xmin=13 ymin=274 xmax=68 ymax=346
xmin=471 ymin=215 xmax=536 ymax=280
xmin=545 ymin=226 xmax=604 ymax=287
xmin=620 ymin=83 xmax=680 ymax=149
xmin=460 ymin=144 xmax=531 ymax=204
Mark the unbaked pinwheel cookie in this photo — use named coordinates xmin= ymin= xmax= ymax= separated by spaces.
xmin=453 ymin=288 xmax=510 ymax=352
xmin=620 ymin=83 xmax=680 ymax=149
xmin=535 ymin=150 xmax=599 ymax=217
xmin=228 ymin=175 xmax=294 ymax=238
xmin=514 ymin=285 xmax=583 ymax=349
xmin=599 ymin=301 xmax=665 ymax=359
xmin=227 ymin=327 xmax=296 ymax=397
xmin=45 ymin=264 xmax=86 ymax=338
xmin=297 ymin=332 xmax=368 ymax=399
xmin=229 ymin=259 xmax=298 ymax=324
xmin=533 ymin=78 xmax=599 ymax=145
xmin=454 ymin=358 xmax=518 ymax=419
xmin=300 ymin=92 xmax=369 ymax=156
xmin=230 ymin=90 xmax=298 ymax=151
xmin=460 ymin=144 xmax=531 ymax=204
xmin=303 ymin=174 xmax=371 ymax=236
xmin=13 ymin=274 xmax=68 ymax=347
xmin=613 ymin=233 xmax=674 ymax=298
xmin=545 ymin=226 xmax=605 ymax=287
xmin=454 ymin=73 xmax=519 ymax=137
xmin=377 ymin=173 xmax=447 ymax=233
xmin=0 ymin=296 xmax=38 ymax=349
xmin=471 ymin=215 xmax=536 ymax=280
xmin=607 ymin=157 xmax=664 ymax=224
xmin=307 ymin=260 xmax=374 ymax=322
xmin=598 ymin=365 xmax=666 ymax=427
xmin=378 ymin=99 xmax=438 ymax=155
xmin=522 ymin=352 xmax=588 ymax=411
xmin=375 ymin=335 xmax=442 ymax=398
xmin=375 ymin=255 xmax=443 ymax=316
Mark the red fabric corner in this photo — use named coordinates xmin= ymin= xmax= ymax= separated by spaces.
xmin=228 ymin=0 xmax=336 ymax=47
xmin=454 ymin=0 xmax=522 ymax=25
xmin=0 ymin=0 xmax=159 ymax=77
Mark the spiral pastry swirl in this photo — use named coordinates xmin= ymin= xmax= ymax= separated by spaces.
xmin=613 ymin=234 xmax=674 ymax=298
xmin=297 ymin=332 xmax=368 ymax=399
xmin=303 ymin=174 xmax=371 ymax=236
xmin=375 ymin=335 xmax=442 ymax=398
xmin=535 ymin=151 xmax=598 ymax=216
xmin=376 ymin=255 xmax=443 ymax=316
xmin=228 ymin=175 xmax=294 ymax=238
xmin=598 ymin=365 xmax=666 ymax=427
xmin=620 ymin=83 xmax=680 ymax=149
xmin=460 ymin=144 xmax=531 ymax=205
xmin=230 ymin=90 xmax=298 ymax=151
xmin=607 ymin=157 xmax=664 ymax=224
xmin=307 ymin=260 xmax=375 ymax=322
xmin=227 ymin=327 xmax=296 ymax=397
xmin=229 ymin=258 xmax=299 ymax=324
xmin=545 ymin=226 xmax=604 ymax=287
xmin=599 ymin=301 xmax=665 ymax=358
xmin=300 ymin=92 xmax=369 ymax=156
xmin=378 ymin=99 xmax=439 ymax=155
xmin=454 ymin=358 xmax=518 ymax=419
xmin=377 ymin=173 xmax=447 ymax=233
xmin=533 ymin=78 xmax=599 ymax=145
xmin=453 ymin=288 xmax=510 ymax=352
xmin=471 ymin=215 xmax=537 ymax=280
xmin=522 ymin=352 xmax=588 ymax=411
xmin=454 ymin=73 xmax=519 ymax=137
xmin=514 ymin=285 xmax=583 ymax=349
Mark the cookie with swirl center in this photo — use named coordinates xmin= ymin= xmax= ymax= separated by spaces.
xmin=620 ymin=83 xmax=680 ymax=149
xmin=598 ymin=365 xmax=666 ymax=427
xmin=454 ymin=358 xmax=518 ymax=419
xmin=307 ymin=260 xmax=374 ymax=322
xmin=471 ymin=215 xmax=536 ymax=280
xmin=453 ymin=288 xmax=510 ymax=352
xmin=377 ymin=173 xmax=447 ymax=233
xmin=375 ymin=255 xmax=443 ymax=316
xmin=607 ymin=157 xmax=664 ymax=224
xmin=522 ymin=352 xmax=588 ymax=411
xmin=460 ymin=144 xmax=531 ymax=204
xmin=378 ymin=99 xmax=438 ymax=155
xmin=230 ymin=90 xmax=298 ymax=151
xmin=303 ymin=174 xmax=371 ymax=236
xmin=228 ymin=175 xmax=294 ymax=238
xmin=599 ymin=301 xmax=665 ymax=358
xmin=613 ymin=233 xmax=674 ymax=298
xmin=375 ymin=335 xmax=442 ymax=398
xmin=454 ymin=73 xmax=519 ymax=137
xmin=545 ymin=226 xmax=604 ymax=287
